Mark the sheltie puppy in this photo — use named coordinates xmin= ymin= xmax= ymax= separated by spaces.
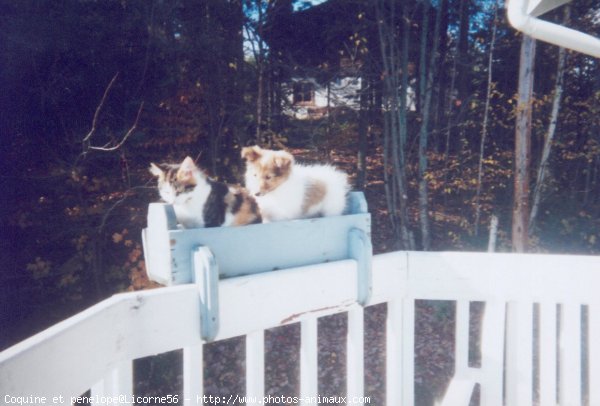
xmin=241 ymin=145 xmax=349 ymax=222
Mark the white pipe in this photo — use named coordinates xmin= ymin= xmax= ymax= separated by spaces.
xmin=507 ymin=0 xmax=600 ymax=58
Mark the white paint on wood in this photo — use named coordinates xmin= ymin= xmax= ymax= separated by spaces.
xmin=385 ymin=299 xmax=403 ymax=406
xmin=91 ymin=361 xmax=133 ymax=404
xmin=183 ymin=345 xmax=203 ymax=406
xmin=505 ymin=301 xmax=533 ymax=406
xmin=538 ymin=303 xmax=557 ymax=406
xmin=401 ymin=298 xmax=415 ymax=406
xmin=455 ymin=301 xmax=470 ymax=374
xmin=346 ymin=306 xmax=364 ymax=400
xmin=2 ymin=250 xmax=600 ymax=406
xmin=559 ymin=302 xmax=582 ymax=406
xmin=479 ymin=301 xmax=505 ymax=406
xmin=216 ymin=259 xmax=358 ymax=341
xmin=590 ymin=303 xmax=600 ymax=406
xmin=404 ymin=251 xmax=600 ymax=303
xmin=439 ymin=378 xmax=477 ymax=406
xmin=300 ymin=319 xmax=318 ymax=399
xmin=439 ymin=301 xmax=505 ymax=406
xmin=0 ymin=286 xmax=201 ymax=398
xmin=246 ymin=331 xmax=265 ymax=403
xmin=143 ymin=203 xmax=178 ymax=285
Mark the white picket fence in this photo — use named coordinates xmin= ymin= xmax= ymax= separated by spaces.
xmin=1 ymin=250 xmax=600 ymax=405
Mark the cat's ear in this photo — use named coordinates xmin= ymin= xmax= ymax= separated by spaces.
xmin=149 ymin=163 xmax=164 ymax=180
xmin=181 ymin=156 xmax=197 ymax=170
xmin=178 ymin=156 xmax=197 ymax=182
xmin=177 ymin=156 xmax=198 ymax=182
xmin=241 ymin=145 xmax=262 ymax=162
xmin=273 ymin=151 xmax=294 ymax=171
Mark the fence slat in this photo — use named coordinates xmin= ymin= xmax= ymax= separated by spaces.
xmin=590 ymin=303 xmax=600 ymax=406
xmin=538 ymin=303 xmax=557 ymax=406
xmin=300 ymin=317 xmax=319 ymax=398
xmin=455 ymin=300 xmax=470 ymax=373
xmin=90 ymin=360 xmax=133 ymax=405
xmin=402 ymin=298 xmax=415 ymax=406
xmin=479 ymin=301 xmax=505 ymax=406
xmin=559 ymin=302 xmax=582 ymax=406
xmin=506 ymin=301 xmax=533 ymax=406
xmin=440 ymin=301 xmax=505 ymax=406
xmin=438 ymin=301 xmax=474 ymax=405
xmin=386 ymin=299 xmax=403 ymax=406
xmin=183 ymin=344 xmax=203 ymax=406
xmin=347 ymin=306 xmax=364 ymax=401
xmin=300 ymin=318 xmax=318 ymax=400
xmin=246 ymin=331 xmax=265 ymax=404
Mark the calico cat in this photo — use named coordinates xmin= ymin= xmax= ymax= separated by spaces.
xmin=150 ymin=156 xmax=261 ymax=228
xmin=241 ymin=145 xmax=349 ymax=222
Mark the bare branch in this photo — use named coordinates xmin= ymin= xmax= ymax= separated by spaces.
xmin=88 ymin=102 xmax=144 ymax=152
xmin=83 ymin=72 xmax=119 ymax=145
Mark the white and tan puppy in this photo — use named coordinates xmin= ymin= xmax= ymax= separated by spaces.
xmin=241 ymin=146 xmax=349 ymax=222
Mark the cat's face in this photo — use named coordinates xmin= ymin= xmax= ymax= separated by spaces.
xmin=242 ymin=146 xmax=293 ymax=196
xmin=149 ymin=157 xmax=199 ymax=204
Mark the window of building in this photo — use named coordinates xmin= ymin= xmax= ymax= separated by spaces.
xmin=293 ymin=82 xmax=314 ymax=105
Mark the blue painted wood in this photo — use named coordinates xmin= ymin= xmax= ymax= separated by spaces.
xmin=143 ymin=192 xmax=371 ymax=284
xmin=348 ymin=228 xmax=373 ymax=305
xmin=192 ymin=247 xmax=219 ymax=341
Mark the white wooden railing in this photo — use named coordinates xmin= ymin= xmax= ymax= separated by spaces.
xmin=2 ymin=251 xmax=600 ymax=405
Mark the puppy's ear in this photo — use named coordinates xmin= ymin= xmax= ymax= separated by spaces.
xmin=241 ymin=145 xmax=262 ymax=162
xmin=273 ymin=151 xmax=294 ymax=171
xmin=149 ymin=163 xmax=164 ymax=180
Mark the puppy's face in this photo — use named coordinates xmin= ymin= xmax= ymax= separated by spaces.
xmin=242 ymin=146 xmax=293 ymax=196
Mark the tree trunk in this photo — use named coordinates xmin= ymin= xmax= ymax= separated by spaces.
xmin=255 ymin=0 xmax=265 ymax=145
xmin=417 ymin=0 xmax=443 ymax=250
xmin=512 ymin=34 xmax=536 ymax=252
xmin=474 ymin=5 xmax=498 ymax=237
xmin=529 ymin=6 xmax=569 ymax=231
xmin=457 ymin=0 xmax=470 ymax=104
xmin=442 ymin=8 xmax=460 ymax=195
xmin=488 ymin=215 xmax=499 ymax=252
xmin=357 ymin=75 xmax=369 ymax=191
xmin=376 ymin=0 xmax=413 ymax=249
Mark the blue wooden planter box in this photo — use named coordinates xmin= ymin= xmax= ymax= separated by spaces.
xmin=142 ymin=191 xmax=371 ymax=286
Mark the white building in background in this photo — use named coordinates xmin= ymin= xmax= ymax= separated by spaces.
xmin=283 ymin=75 xmax=417 ymax=120
xmin=283 ymin=76 xmax=362 ymax=119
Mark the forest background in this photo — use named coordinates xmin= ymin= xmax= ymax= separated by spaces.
xmin=0 ymin=0 xmax=599 ymax=372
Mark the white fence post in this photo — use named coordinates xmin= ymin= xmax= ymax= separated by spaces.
xmin=590 ymin=303 xmax=600 ymax=406
xmin=300 ymin=319 xmax=318 ymax=400
xmin=402 ymin=298 xmax=415 ymax=405
xmin=538 ymin=302 xmax=557 ymax=406
xmin=385 ymin=299 xmax=404 ymax=406
xmin=183 ymin=344 xmax=203 ymax=406
xmin=505 ymin=301 xmax=533 ymax=406
xmin=347 ymin=306 xmax=364 ymax=401
xmin=559 ymin=302 xmax=582 ymax=406
xmin=246 ymin=331 xmax=265 ymax=404
xmin=90 ymin=360 xmax=133 ymax=405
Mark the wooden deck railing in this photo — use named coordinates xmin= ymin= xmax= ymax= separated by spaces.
xmin=2 ymin=251 xmax=600 ymax=405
